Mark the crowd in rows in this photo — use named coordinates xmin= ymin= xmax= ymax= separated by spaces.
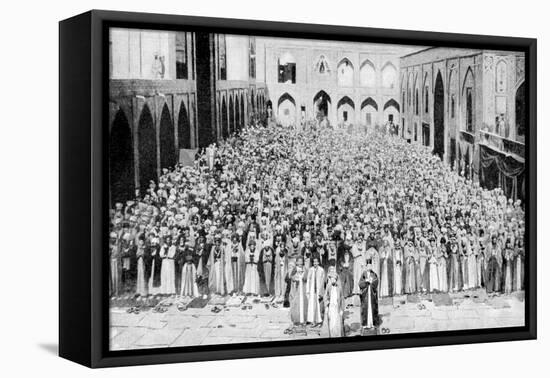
xmin=109 ymin=123 xmax=525 ymax=331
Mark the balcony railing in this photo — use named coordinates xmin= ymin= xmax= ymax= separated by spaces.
xmin=478 ymin=130 xmax=525 ymax=160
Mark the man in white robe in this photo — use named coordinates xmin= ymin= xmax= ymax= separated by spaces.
xmin=306 ymin=256 xmax=325 ymax=326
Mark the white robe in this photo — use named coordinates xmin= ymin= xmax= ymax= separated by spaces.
xmin=159 ymin=245 xmax=176 ymax=295
xmin=428 ymin=255 xmax=439 ymax=292
xmin=180 ymin=262 xmax=199 ymax=297
xmin=393 ymin=248 xmax=403 ymax=295
xmin=306 ymin=267 xmax=325 ymax=324
xmin=136 ymin=255 xmax=147 ymax=296
xmin=243 ymin=246 xmax=260 ymax=295
xmin=467 ymin=251 xmax=478 ymax=289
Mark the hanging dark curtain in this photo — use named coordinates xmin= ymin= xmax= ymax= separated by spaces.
xmin=479 ymin=145 xmax=525 ymax=201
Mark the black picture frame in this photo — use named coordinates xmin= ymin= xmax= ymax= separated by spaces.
xmin=59 ymin=9 xmax=537 ymax=368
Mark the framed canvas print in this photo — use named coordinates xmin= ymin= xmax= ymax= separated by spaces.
xmin=59 ymin=10 xmax=537 ymax=368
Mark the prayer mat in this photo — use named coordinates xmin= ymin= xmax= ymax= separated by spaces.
xmin=187 ymin=297 xmax=209 ymax=308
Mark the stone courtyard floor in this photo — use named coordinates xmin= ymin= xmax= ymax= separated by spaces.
xmin=110 ymin=289 xmax=525 ymax=350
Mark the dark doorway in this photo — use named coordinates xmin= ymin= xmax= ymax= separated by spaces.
xmin=159 ymin=104 xmax=176 ymax=170
xmin=137 ymin=105 xmax=158 ymax=194
xmin=109 ymin=110 xmax=135 ymax=205
xmin=450 ymin=138 xmax=457 ymax=169
xmin=229 ymin=96 xmax=235 ymax=134
xmin=422 ymin=122 xmax=430 ymax=147
xmin=515 ymin=82 xmax=525 ymax=141
xmin=240 ymin=93 xmax=245 ymax=129
xmin=195 ymin=32 xmax=216 ymax=147
xmin=313 ymin=90 xmax=331 ymax=119
xmin=266 ymin=99 xmax=273 ymax=119
xmin=433 ymin=71 xmax=445 ymax=160
xmin=177 ymin=101 xmax=191 ymax=149
xmin=221 ymin=98 xmax=229 ymax=138
xmin=235 ymin=95 xmax=241 ymax=133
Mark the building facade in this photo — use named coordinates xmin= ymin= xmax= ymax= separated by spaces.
xmin=262 ymin=37 xmax=413 ymax=129
xmin=400 ymin=47 xmax=525 ymax=201
xmin=109 ymin=30 xmax=526 ymax=206
xmin=108 ymin=29 xmax=268 ymax=204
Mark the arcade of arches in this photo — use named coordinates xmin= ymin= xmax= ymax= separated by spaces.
xmin=400 ymin=48 xmax=526 ymax=202
xmin=109 ymin=31 xmax=526 ymax=206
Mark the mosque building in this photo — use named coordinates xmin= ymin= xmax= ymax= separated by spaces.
xmin=108 ymin=29 xmax=526 ymax=205
xmin=400 ymin=47 xmax=525 ymax=201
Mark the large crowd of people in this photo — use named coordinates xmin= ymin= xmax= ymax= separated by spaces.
xmin=109 ymin=123 xmax=525 ymax=333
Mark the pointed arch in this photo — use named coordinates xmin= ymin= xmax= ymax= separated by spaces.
xmin=177 ymin=101 xmax=191 ymax=149
xmin=462 ymin=66 xmax=475 ymax=94
xmin=221 ymin=96 xmax=229 ymax=138
xmin=313 ymin=90 xmax=331 ymax=105
xmin=109 ymin=109 xmax=135 ymax=204
xmin=277 ymin=92 xmax=296 ymax=127
xmin=337 ymin=58 xmax=354 ymax=87
xmin=235 ymin=94 xmax=241 ymax=134
xmin=337 ymin=96 xmax=355 ymax=109
xmin=137 ymin=104 xmax=158 ymax=194
xmin=383 ymin=98 xmax=400 ymax=112
xmin=338 ymin=57 xmax=354 ymax=68
xmin=159 ymin=103 xmax=176 ymax=170
xmin=462 ymin=67 xmax=475 ymax=133
xmin=361 ymin=97 xmax=378 ymax=111
xmin=313 ymin=90 xmax=331 ymax=119
xmin=434 ymin=70 xmax=445 ymax=159
xmin=240 ymin=92 xmax=245 ymax=129
xmin=382 ymin=61 xmax=398 ymax=89
xmin=360 ymin=59 xmax=376 ymax=87
xmin=278 ymin=92 xmax=296 ymax=108
xmin=383 ymin=98 xmax=400 ymax=125
xmin=361 ymin=97 xmax=378 ymax=127
xmin=229 ymin=95 xmax=235 ymax=134
xmin=422 ymin=72 xmax=430 ymax=114
xmin=337 ymin=96 xmax=355 ymax=124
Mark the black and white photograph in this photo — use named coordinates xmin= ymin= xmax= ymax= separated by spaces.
xmin=2 ymin=0 xmax=547 ymax=374
xmin=107 ymin=28 xmax=528 ymax=351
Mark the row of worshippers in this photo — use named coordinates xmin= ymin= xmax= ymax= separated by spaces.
xmin=110 ymin=220 xmax=524 ymax=302
xmin=109 ymin=124 xmax=525 ymax=309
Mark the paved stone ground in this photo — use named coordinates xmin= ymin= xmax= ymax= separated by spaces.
xmin=110 ymin=289 xmax=525 ymax=350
